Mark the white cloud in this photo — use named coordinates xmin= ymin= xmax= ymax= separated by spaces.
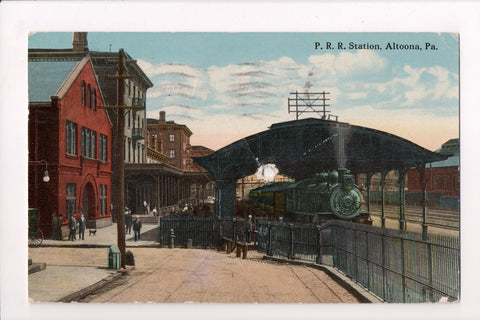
xmin=309 ymin=50 xmax=387 ymax=76
xmin=142 ymin=50 xmax=458 ymax=151
xmin=347 ymin=92 xmax=367 ymax=100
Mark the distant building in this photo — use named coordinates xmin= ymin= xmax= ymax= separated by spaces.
xmin=145 ymin=111 xmax=215 ymax=208
xmin=147 ymin=111 xmax=193 ymax=170
xmin=406 ymin=138 xmax=459 ymax=209
xmin=28 ymin=56 xmax=113 ymax=236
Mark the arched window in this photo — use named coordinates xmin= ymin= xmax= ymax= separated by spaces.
xmin=87 ymin=84 xmax=91 ymax=108
xmin=81 ymin=81 xmax=86 ymax=105
xmin=92 ymin=88 xmax=96 ymax=110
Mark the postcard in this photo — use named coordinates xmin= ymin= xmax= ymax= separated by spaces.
xmin=1 ymin=2 xmax=479 ymax=320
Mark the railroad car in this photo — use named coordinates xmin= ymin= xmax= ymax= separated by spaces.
xmin=247 ymin=169 xmax=371 ymax=224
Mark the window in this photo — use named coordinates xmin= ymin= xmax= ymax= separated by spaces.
xmin=66 ymin=184 xmax=76 ymax=219
xmin=87 ymin=84 xmax=91 ymax=108
xmin=128 ymin=138 xmax=131 ymax=162
xmin=66 ymin=121 xmax=77 ymax=155
xmin=100 ymin=185 xmax=107 ymax=216
xmin=81 ymin=127 xmax=97 ymax=159
xmin=132 ymin=142 xmax=136 ymax=163
xmin=81 ymin=81 xmax=86 ymax=106
xmin=169 ymin=149 xmax=175 ymax=159
xmin=91 ymin=88 xmax=96 ymax=110
xmin=99 ymin=134 xmax=107 ymax=162
xmin=169 ymin=134 xmax=175 ymax=142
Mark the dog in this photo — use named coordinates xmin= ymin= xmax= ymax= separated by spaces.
xmin=88 ymin=229 xmax=97 ymax=236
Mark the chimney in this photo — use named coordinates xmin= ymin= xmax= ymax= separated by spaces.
xmin=72 ymin=32 xmax=88 ymax=52
xmin=159 ymin=111 xmax=166 ymax=124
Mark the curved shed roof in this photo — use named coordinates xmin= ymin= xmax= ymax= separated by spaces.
xmin=193 ymin=118 xmax=447 ymax=181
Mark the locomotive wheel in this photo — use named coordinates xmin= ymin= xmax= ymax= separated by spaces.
xmin=28 ymin=230 xmax=44 ymax=248
xmin=330 ymin=187 xmax=362 ymax=220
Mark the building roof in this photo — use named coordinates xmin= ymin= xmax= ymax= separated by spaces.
xmin=430 ymin=155 xmax=459 ymax=168
xmin=29 ymin=49 xmax=153 ymax=105
xmin=147 ymin=118 xmax=193 ymax=136
xmin=194 ymin=118 xmax=448 ymax=181
xmin=28 ymin=60 xmax=79 ymax=102
xmin=435 ymin=138 xmax=459 ymax=156
xmin=430 ymin=138 xmax=459 ymax=167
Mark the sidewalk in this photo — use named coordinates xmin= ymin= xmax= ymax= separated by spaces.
xmin=29 ymin=222 xmax=158 ymax=302
xmin=29 ymin=265 xmax=122 ymax=302
xmin=40 ymin=222 xmax=160 ymax=248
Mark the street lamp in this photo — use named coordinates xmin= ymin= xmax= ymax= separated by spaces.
xmin=29 ymin=160 xmax=50 ymax=183
xmin=43 ymin=167 xmax=50 ymax=182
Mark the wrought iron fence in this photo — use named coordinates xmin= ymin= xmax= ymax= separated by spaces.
xmin=159 ymin=216 xmax=459 ymax=303
xmin=159 ymin=216 xmax=249 ymax=248
xmin=256 ymin=220 xmax=459 ymax=303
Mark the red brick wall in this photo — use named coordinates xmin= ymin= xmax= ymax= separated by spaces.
xmin=29 ymin=60 xmax=113 ymax=236
xmin=406 ymin=166 xmax=459 ymax=197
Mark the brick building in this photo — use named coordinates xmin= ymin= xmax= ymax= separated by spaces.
xmin=28 ymin=56 xmax=113 ymax=236
xmin=147 ymin=111 xmax=193 ymax=170
xmin=146 ymin=111 xmax=215 ymax=209
xmin=406 ymin=138 xmax=459 ymax=209
xmin=30 ymin=32 xmax=154 ymax=221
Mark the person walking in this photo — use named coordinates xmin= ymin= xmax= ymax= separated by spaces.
xmin=133 ymin=216 xmax=142 ymax=242
xmin=68 ymin=215 xmax=76 ymax=241
xmin=124 ymin=209 xmax=132 ymax=234
xmin=245 ymin=215 xmax=255 ymax=243
xmin=77 ymin=214 xmax=86 ymax=240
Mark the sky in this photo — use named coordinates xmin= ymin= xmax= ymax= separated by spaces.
xmin=29 ymin=32 xmax=459 ymax=151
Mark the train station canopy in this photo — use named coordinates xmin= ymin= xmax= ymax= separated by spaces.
xmin=193 ymin=118 xmax=448 ymax=182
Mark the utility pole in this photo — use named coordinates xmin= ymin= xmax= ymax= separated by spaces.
xmin=115 ymin=49 xmax=126 ymax=268
xmin=100 ymin=49 xmax=140 ymax=268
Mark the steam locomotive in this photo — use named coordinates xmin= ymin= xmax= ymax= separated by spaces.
xmin=247 ymin=168 xmax=371 ymax=224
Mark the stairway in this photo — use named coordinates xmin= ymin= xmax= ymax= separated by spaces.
xmin=136 ymin=215 xmax=159 ymax=225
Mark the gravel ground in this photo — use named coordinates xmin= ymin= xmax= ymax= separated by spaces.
xmin=29 ymin=247 xmax=362 ymax=303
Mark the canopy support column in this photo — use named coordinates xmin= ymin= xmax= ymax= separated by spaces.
xmin=417 ymin=164 xmax=428 ymax=240
xmin=398 ymin=168 xmax=407 ymax=232
xmin=380 ymin=171 xmax=387 ymax=228
xmin=215 ymin=180 xmax=237 ymax=218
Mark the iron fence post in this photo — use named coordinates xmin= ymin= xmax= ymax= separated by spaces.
xmin=232 ymin=217 xmax=236 ymax=244
xmin=401 ymin=237 xmax=406 ymax=303
xmin=158 ymin=218 xmax=162 ymax=246
xmin=365 ymin=231 xmax=370 ymax=290
xmin=353 ymin=228 xmax=358 ymax=280
xmin=427 ymin=242 xmax=434 ymax=302
xmin=289 ymin=223 xmax=294 ymax=259
xmin=316 ymin=225 xmax=322 ymax=264
xmin=267 ymin=222 xmax=272 ymax=256
xmin=382 ymin=233 xmax=387 ymax=301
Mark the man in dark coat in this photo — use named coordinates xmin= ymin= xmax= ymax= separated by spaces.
xmin=133 ymin=216 xmax=142 ymax=242
xmin=124 ymin=209 xmax=132 ymax=234
xmin=68 ymin=215 xmax=76 ymax=241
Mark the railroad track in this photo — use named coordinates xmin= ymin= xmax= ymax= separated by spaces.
xmin=366 ymin=203 xmax=459 ymax=231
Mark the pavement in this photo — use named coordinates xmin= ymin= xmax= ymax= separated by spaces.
xmin=28 ymin=221 xmax=382 ymax=303
xmin=28 ymin=222 xmax=159 ymax=302
xmin=40 ymin=222 xmax=160 ymax=248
